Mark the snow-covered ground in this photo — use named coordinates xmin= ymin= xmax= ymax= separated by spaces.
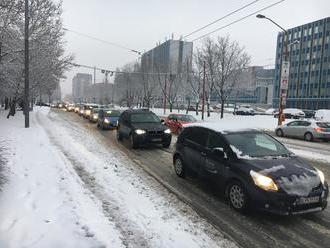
xmin=0 ymin=108 xmax=236 ymax=248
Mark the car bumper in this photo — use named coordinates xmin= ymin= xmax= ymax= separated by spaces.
xmin=103 ymin=122 xmax=118 ymax=129
xmin=313 ymin=132 xmax=330 ymax=140
xmin=134 ymin=133 xmax=172 ymax=145
xmin=248 ymin=183 xmax=328 ymax=215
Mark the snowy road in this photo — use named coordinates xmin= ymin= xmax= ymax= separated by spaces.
xmin=0 ymin=108 xmax=236 ymax=248
xmin=53 ymin=108 xmax=330 ymax=248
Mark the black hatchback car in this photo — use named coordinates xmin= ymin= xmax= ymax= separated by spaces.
xmin=173 ymin=123 xmax=328 ymax=215
xmin=117 ymin=109 xmax=172 ymax=149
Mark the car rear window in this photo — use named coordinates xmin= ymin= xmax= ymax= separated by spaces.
xmin=105 ymin=110 xmax=121 ymax=117
xmin=316 ymin=122 xmax=330 ymax=128
xmin=177 ymin=115 xmax=196 ymax=122
xmin=131 ymin=113 xmax=160 ymax=123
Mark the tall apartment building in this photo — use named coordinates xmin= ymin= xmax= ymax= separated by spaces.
xmin=274 ymin=17 xmax=330 ymax=109
xmin=72 ymin=73 xmax=92 ymax=102
xmin=141 ymin=39 xmax=193 ymax=74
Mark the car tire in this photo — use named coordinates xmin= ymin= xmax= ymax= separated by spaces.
xmin=304 ymin=132 xmax=314 ymax=142
xmin=129 ymin=134 xmax=138 ymax=149
xmin=116 ymin=129 xmax=123 ymax=141
xmin=276 ymin=129 xmax=284 ymax=137
xmin=227 ymin=181 xmax=249 ymax=213
xmin=174 ymin=156 xmax=185 ymax=178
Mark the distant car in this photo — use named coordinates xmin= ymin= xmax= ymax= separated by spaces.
xmin=66 ymin=104 xmax=74 ymax=112
xmin=274 ymin=108 xmax=305 ymax=119
xmin=315 ymin=109 xmax=330 ymax=122
xmin=302 ymin=109 xmax=316 ymax=119
xmin=173 ymin=123 xmax=328 ymax=215
xmin=165 ymin=113 xmax=197 ymax=134
xmin=89 ymin=108 xmax=101 ymax=123
xmin=264 ymin=108 xmax=277 ymax=115
xmin=82 ymin=104 xmax=99 ymax=118
xmin=275 ymin=120 xmax=330 ymax=142
xmin=97 ymin=109 xmax=121 ymax=129
xmin=74 ymin=104 xmax=82 ymax=113
xmin=186 ymin=106 xmax=196 ymax=111
xmin=117 ymin=109 xmax=172 ymax=149
xmin=234 ymin=106 xmax=255 ymax=115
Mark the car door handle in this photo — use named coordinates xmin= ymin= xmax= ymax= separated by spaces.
xmin=201 ymin=152 xmax=206 ymax=157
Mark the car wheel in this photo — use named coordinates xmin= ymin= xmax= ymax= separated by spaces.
xmin=276 ymin=129 xmax=284 ymax=137
xmin=174 ymin=156 xmax=185 ymax=178
xmin=227 ymin=181 xmax=249 ymax=212
xmin=304 ymin=132 xmax=314 ymax=142
xmin=129 ymin=134 xmax=138 ymax=149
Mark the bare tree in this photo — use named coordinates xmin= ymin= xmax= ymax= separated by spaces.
xmin=0 ymin=0 xmax=73 ymax=117
xmin=213 ymin=36 xmax=250 ymax=118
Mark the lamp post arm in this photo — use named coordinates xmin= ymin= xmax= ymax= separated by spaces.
xmin=265 ymin=17 xmax=287 ymax=34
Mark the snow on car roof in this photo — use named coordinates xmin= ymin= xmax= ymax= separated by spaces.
xmin=184 ymin=121 xmax=260 ymax=134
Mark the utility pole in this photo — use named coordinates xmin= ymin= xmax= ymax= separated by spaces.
xmin=163 ymin=75 xmax=167 ymax=115
xmin=202 ymin=61 xmax=206 ymax=120
xmin=93 ymin=66 xmax=96 ymax=84
xmin=24 ymin=0 xmax=29 ymax=128
xmin=256 ymin=14 xmax=289 ymax=126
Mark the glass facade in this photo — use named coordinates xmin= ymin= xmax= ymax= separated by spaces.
xmin=273 ymin=17 xmax=330 ymax=109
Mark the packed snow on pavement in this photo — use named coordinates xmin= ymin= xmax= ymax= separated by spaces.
xmin=0 ymin=108 xmax=237 ymax=248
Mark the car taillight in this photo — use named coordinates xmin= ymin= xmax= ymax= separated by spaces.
xmin=314 ymin=127 xmax=326 ymax=132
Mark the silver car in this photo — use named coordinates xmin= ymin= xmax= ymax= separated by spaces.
xmin=275 ymin=120 xmax=330 ymax=142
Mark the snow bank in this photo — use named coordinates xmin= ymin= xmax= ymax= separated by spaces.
xmin=0 ymin=109 xmax=124 ymax=248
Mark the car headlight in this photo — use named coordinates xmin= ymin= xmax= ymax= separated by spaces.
xmin=93 ymin=114 xmax=98 ymax=119
xmin=135 ymin=129 xmax=146 ymax=135
xmin=104 ymin=119 xmax=110 ymax=124
xmin=164 ymin=128 xmax=171 ymax=134
xmin=316 ymin=169 xmax=325 ymax=185
xmin=250 ymin=170 xmax=278 ymax=191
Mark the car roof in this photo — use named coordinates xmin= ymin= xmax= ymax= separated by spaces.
xmin=125 ymin=109 xmax=153 ymax=114
xmin=184 ymin=122 xmax=261 ymax=134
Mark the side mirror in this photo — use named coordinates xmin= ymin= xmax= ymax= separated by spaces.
xmin=212 ymin=147 xmax=227 ymax=159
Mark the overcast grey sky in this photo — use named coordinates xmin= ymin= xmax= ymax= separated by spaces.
xmin=60 ymin=0 xmax=330 ymax=96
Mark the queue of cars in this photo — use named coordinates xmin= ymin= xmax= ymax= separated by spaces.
xmin=59 ymin=103 xmax=328 ymax=215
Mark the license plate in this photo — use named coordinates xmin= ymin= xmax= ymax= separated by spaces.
xmin=152 ymin=138 xmax=162 ymax=142
xmin=297 ymin=196 xmax=319 ymax=205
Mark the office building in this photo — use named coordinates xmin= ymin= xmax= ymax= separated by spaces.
xmin=273 ymin=17 xmax=330 ymax=109
xmin=72 ymin=73 xmax=92 ymax=102
xmin=141 ymin=39 xmax=193 ymax=74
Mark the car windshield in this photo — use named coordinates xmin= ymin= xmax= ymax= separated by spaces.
xmin=225 ymin=132 xmax=291 ymax=158
xmin=177 ymin=115 xmax=196 ymax=122
xmin=316 ymin=122 xmax=330 ymax=128
xmin=131 ymin=113 xmax=160 ymax=123
xmin=104 ymin=110 xmax=121 ymax=117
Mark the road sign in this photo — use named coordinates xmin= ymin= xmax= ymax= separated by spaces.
xmin=280 ymin=61 xmax=290 ymax=90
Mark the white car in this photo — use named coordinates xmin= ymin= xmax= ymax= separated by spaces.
xmin=315 ymin=109 xmax=330 ymax=122
xmin=274 ymin=108 xmax=305 ymax=119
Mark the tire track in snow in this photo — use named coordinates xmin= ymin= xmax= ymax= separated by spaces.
xmin=37 ymin=112 xmax=151 ymax=248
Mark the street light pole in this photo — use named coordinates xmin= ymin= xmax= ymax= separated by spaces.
xmin=24 ymin=0 xmax=30 ymax=128
xmin=256 ymin=14 xmax=288 ymax=126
